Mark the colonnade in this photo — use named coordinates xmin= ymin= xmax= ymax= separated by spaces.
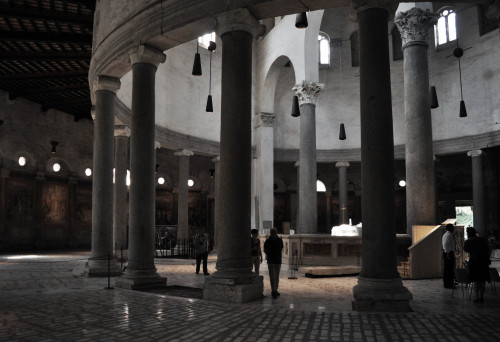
xmin=87 ymin=1 xmax=497 ymax=309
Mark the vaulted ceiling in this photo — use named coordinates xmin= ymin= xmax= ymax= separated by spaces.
xmin=0 ymin=0 xmax=94 ymax=121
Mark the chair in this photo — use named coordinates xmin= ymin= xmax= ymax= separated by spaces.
xmin=453 ymin=268 xmax=472 ymax=299
xmin=489 ymin=268 xmax=500 ymax=296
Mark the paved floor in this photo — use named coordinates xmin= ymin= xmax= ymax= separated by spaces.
xmin=1 ymin=251 xmax=499 ymax=342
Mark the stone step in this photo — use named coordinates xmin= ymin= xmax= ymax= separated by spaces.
xmin=301 ymin=265 xmax=361 ymax=277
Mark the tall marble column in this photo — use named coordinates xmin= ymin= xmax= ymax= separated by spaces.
xmin=350 ymin=0 xmax=412 ymax=311
xmin=212 ymin=156 xmax=220 ymax=250
xmin=293 ymin=81 xmax=324 ymax=234
xmin=113 ymin=125 xmax=130 ymax=262
xmin=203 ymin=8 xmax=264 ymax=303
xmin=336 ymin=161 xmax=350 ymax=225
xmin=85 ymin=75 xmax=121 ymax=277
xmin=115 ymin=45 xmax=166 ymax=290
xmin=256 ymin=112 xmax=276 ymax=233
xmin=467 ymin=150 xmax=487 ymax=237
xmin=175 ymin=149 xmax=193 ymax=240
xmin=486 ymin=0 xmax=500 ymax=38
xmin=395 ymin=8 xmax=438 ymax=237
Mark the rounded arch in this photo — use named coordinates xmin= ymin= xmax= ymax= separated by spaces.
xmin=12 ymin=151 xmax=37 ymax=172
xmin=261 ymin=55 xmax=294 ymax=113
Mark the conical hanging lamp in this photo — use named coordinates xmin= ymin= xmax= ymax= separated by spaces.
xmin=295 ymin=12 xmax=308 ymax=28
xmin=206 ymin=41 xmax=216 ymax=112
xmin=430 ymin=86 xmax=439 ymax=109
xmin=453 ymin=46 xmax=467 ymax=118
xmin=291 ymin=95 xmax=300 ymax=117
xmin=339 ymin=123 xmax=346 ymax=140
xmin=192 ymin=41 xmax=202 ymax=76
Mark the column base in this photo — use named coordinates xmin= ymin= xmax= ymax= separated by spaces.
xmin=84 ymin=259 xmax=122 ymax=277
xmin=203 ymin=275 xmax=263 ymax=303
xmin=115 ymin=269 xmax=167 ymax=290
xmin=352 ymin=276 xmax=413 ymax=312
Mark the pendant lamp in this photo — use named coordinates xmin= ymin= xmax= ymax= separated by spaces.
xmin=339 ymin=123 xmax=346 ymax=140
xmin=430 ymin=86 xmax=439 ymax=109
xmin=192 ymin=41 xmax=202 ymax=76
xmin=206 ymin=41 xmax=216 ymax=112
xmin=295 ymin=12 xmax=308 ymax=29
xmin=453 ymin=46 xmax=468 ymax=118
xmin=291 ymin=95 xmax=300 ymax=117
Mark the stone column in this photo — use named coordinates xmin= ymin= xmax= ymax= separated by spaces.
xmin=175 ymin=149 xmax=193 ymax=240
xmin=85 ymin=75 xmax=121 ymax=277
xmin=467 ymin=150 xmax=487 ymax=237
xmin=395 ymin=8 xmax=438 ymax=238
xmin=203 ymin=8 xmax=264 ymax=303
xmin=256 ymin=112 xmax=276 ymax=234
xmin=486 ymin=0 xmax=500 ymax=38
xmin=293 ymin=81 xmax=325 ymax=234
xmin=350 ymin=0 xmax=412 ymax=311
xmin=293 ymin=161 xmax=300 ymax=231
xmin=113 ymin=125 xmax=130 ymax=262
xmin=325 ymin=185 xmax=332 ymax=230
xmin=0 ymin=168 xmax=10 ymax=243
xmin=115 ymin=45 xmax=166 ymax=290
xmin=336 ymin=161 xmax=350 ymax=225
xmin=212 ymin=156 xmax=220 ymax=250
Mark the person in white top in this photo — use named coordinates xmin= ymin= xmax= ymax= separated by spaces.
xmin=442 ymin=224 xmax=456 ymax=289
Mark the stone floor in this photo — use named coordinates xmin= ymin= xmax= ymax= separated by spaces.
xmin=1 ymin=251 xmax=499 ymax=341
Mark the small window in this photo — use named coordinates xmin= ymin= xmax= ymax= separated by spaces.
xmin=18 ymin=156 xmax=26 ymax=166
xmin=158 ymin=177 xmax=165 ymax=185
xmin=316 ymin=180 xmax=326 ymax=192
xmin=318 ymin=32 xmax=330 ymax=67
xmin=198 ymin=32 xmax=216 ymax=49
xmin=53 ymin=163 xmax=61 ymax=172
xmin=85 ymin=168 xmax=92 ymax=177
xmin=188 ymin=179 xmax=194 ymax=187
xmin=434 ymin=8 xmax=457 ymax=47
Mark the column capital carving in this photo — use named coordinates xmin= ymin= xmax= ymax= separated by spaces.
xmin=256 ymin=112 xmax=276 ymax=127
xmin=395 ymin=8 xmax=439 ymax=49
xmin=292 ymin=81 xmax=325 ymax=105
xmin=114 ymin=125 xmax=131 ymax=137
xmin=1 ymin=167 xmax=11 ymax=178
xmin=211 ymin=156 xmax=220 ymax=163
xmin=467 ymin=150 xmax=484 ymax=158
xmin=175 ymin=149 xmax=194 ymax=157
xmin=336 ymin=161 xmax=351 ymax=168
xmin=349 ymin=0 xmax=399 ymax=21
xmin=129 ymin=45 xmax=166 ymax=67
xmin=486 ymin=0 xmax=500 ymax=19
xmin=93 ymin=75 xmax=121 ymax=93
xmin=216 ymin=8 xmax=265 ymax=38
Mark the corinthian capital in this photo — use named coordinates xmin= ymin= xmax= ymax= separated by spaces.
xmin=395 ymin=8 xmax=439 ymax=48
xmin=292 ymin=81 xmax=325 ymax=105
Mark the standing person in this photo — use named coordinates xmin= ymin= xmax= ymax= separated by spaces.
xmin=193 ymin=227 xmax=210 ymax=275
xmin=442 ymin=223 xmax=456 ymax=289
xmin=464 ymin=227 xmax=491 ymax=303
xmin=264 ymin=227 xmax=283 ymax=298
xmin=251 ymin=229 xmax=263 ymax=276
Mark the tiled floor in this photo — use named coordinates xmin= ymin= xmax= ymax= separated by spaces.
xmin=1 ymin=251 xmax=499 ymax=341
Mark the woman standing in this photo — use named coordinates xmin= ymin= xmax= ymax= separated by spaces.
xmin=464 ymin=227 xmax=491 ymax=303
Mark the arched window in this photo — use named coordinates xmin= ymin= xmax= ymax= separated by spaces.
xmin=434 ymin=8 xmax=456 ymax=46
xmin=198 ymin=32 xmax=216 ymax=49
xmin=316 ymin=180 xmax=326 ymax=192
xmin=318 ymin=32 xmax=330 ymax=67
xmin=350 ymin=31 xmax=359 ymax=67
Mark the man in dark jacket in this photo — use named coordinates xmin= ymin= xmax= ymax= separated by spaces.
xmin=264 ymin=227 xmax=284 ymax=298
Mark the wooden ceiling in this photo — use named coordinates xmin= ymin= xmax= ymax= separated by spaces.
xmin=0 ymin=0 xmax=94 ymax=121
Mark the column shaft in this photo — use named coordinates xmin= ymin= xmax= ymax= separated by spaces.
xmin=469 ymin=151 xmax=487 ymax=237
xmin=337 ymin=162 xmax=349 ymax=225
xmin=177 ymin=155 xmax=190 ymax=240
xmin=298 ymin=104 xmax=317 ymax=233
xmin=212 ymin=156 xmax=220 ymax=250
xmin=113 ymin=132 xmax=129 ymax=259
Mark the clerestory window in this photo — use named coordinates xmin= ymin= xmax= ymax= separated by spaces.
xmin=435 ymin=8 xmax=456 ymax=47
xmin=198 ymin=32 xmax=216 ymax=49
xmin=318 ymin=32 xmax=330 ymax=67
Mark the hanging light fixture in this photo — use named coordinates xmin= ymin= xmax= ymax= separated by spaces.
xmin=291 ymin=95 xmax=300 ymax=117
xmin=430 ymin=86 xmax=439 ymax=109
xmin=192 ymin=40 xmax=202 ymax=76
xmin=451 ymin=46 xmax=471 ymax=118
xmin=206 ymin=41 xmax=216 ymax=112
xmin=295 ymin=12 xmax=308 ymax=28
xmin=339 ymin=123 xmax=346 ymax=140
xmin=50 ymin=141 xmax=58 ymax=154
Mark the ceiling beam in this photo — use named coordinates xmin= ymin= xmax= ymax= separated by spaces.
xmin=0 ymin=71 xmax=88 ymax=81
xmin=0 ymin=51 xmax=91 ymax=62
xmin=0 ymin=31 xmax=92 ymax=45
xmin=0 ymin=3 xmax=93 ymax=28
xmin=9 ymin=83 xmax=89 ymax=100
